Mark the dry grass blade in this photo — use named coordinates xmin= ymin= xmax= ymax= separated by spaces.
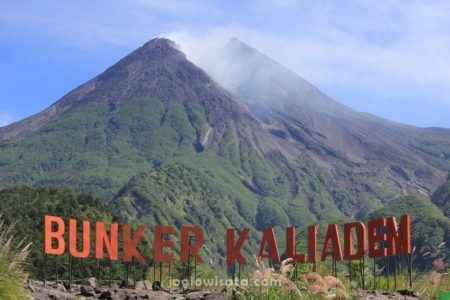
xmin=0 ymin=213 xmax=32 ymax=299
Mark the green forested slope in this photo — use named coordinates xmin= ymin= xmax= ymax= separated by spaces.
xmin=369 ymin=196 xmax=450 ymax=270
xmin=432 ymin=174 xmax=450 ymax=217
xmin=0 ymin=97 xmax=210 ymax=199
xmin=0 ymin=186 xmax=113 ymax=278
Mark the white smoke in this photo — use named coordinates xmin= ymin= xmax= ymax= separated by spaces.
xmin=167 ymin=29 xmax=240 ymax=91
xmin=165 ymin=26 xmax=450 ymax=127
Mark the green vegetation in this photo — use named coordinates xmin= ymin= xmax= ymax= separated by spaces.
xmin=409 ymin=132 xmax=450 ymax=171
xmin=0 ymin=96 xmax=349 ymax=263
xmin=0 ymin=94 xmax=449 ymax=287
xmin=0 ymin=186 xmax=113 ymax=278
xmin=0 ymin=97 xmax=202 ymax=200
xmin=0 ymin=215 xmax=31 ymax=300
xmin=112 ymin=160 xmax=261 ymax=265
xmin=432 ymin=174 xmax=450 ymax=217
xmin=369 ymin=195 xmax=450 ymax=270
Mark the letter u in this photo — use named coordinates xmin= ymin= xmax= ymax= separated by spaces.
xmin=69 ymin=219 xmax=90 ymax=258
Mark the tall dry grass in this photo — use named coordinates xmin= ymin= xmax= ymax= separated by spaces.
xmin=234 ymin=257 xmax=350 ymax=300
xmin=415 ymin=242 xmax=449 ymax=299
xmin=0 ymin=215 xmax=32 ymax=300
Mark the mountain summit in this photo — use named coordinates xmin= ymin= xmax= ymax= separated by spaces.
xmin=221 ymin=37 xmax=348 ymax=116
xmin=0 ymin=38 xmax=248 ymax=141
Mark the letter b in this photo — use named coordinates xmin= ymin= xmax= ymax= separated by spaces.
xmin=43 ymin=215 xmax=65 ymax=255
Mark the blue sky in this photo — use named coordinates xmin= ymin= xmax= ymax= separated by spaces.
xmin=1 ymin=0 xmax=450 ymax=127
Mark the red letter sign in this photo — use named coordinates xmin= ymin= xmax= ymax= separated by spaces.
xmin=43 ymin=215 xmax=65 ymax=255
xmin=343 ymin=222 xmax=366 ymax=260
xmin=95 ymin=222 xmax=118 ymax=260
xmin=258 ymin=228 xmax=281 ymax=264
xmin=123 ymin=224 xmax=145 ymax=263
xmin=69 ymin=219 xmax=90 ymax=258
xmin=308 ymin=225 xmax=317 ymax=263
xmin=226 ymin=228 xmax=249 ymax=265
xmin=180 ymin=226 xmax=204 ymax=264
xmin=386 ymin=215 xmax=411 ymax=256
xmin=368 ymin=218 xmax=387 ymax=258
xmin=153 ymin=226 xmax=174 ymax=263
xmin=321 ymin=224 xmax=343 ymax=261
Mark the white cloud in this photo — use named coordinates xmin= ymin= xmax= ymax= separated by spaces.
xmin=165 ymin=2 xmax=450 ymax=126
xmin=0 ymin=114 xmax=13 ymax=127
xmin=2 ymin=1 xmax=450 ymax=87
xmin=167 ymin=2 xmax=450 ymax=88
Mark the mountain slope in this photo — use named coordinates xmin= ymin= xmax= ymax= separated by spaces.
xmin=432 ymin=174 xmax=450 ymax=217
xmin=111 ymin=161 xmax=261 ymax=265
xmin=0 ymin=38 xmax=282 ymax=198
xmin=201 ymin=38 xmax=450 ymax=208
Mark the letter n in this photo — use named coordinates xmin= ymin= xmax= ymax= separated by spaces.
xmin=95 ymin=222 xmax=118 ymax=260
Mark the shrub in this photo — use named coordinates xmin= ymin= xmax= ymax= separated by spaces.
xmin=0 ymin=215 xmax=31 ymax=300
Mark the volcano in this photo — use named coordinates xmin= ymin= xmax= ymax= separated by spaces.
xmin=0 ymin=37 xmax=449 ymax=265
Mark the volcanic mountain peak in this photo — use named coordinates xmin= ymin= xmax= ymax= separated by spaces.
xmin=0 ymin=37 xmax=244 ymax=141
xmin=114 ymin=37 xmax=184 ymax=63
xmin=226 ymin=37 xmax=259 ymax=56
xmin=214 ymin=38 xmax=352 ymax=117
xmin=141 ymin=37 xmax=182 ymax=53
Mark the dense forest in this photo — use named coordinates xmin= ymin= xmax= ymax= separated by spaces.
xmin=0 ymin=187 xmax=114 ymax=279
